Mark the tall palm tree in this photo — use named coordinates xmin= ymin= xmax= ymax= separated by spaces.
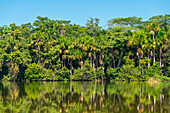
xmin=157 ymin=31 xmax=165 ymax=66
xmin=148 ymin=23 xmax=160 ymax=63
xmin=142 ymin=34 xmax=152 ymax=68
xmin=128 ymin=31 xmax=145 ymax=69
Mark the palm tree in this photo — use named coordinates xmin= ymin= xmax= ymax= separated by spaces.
xmin=141 ymin=32 xmax=152 ymax=68
xmin=1 ymin=30 xmax=31 ymax=80
xmin=157 ymin=31 xmax=165 ymax=66
xmin=148 ymin=23 xmax=160 ymax=63
xmin=128 ymin=31 xmax=145 ymax=69
xmin=67 ymin=44 xmax=77 ymax=75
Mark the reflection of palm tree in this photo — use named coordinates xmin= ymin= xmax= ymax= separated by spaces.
xmin=0 ymin=81 xmax=169 ymax=112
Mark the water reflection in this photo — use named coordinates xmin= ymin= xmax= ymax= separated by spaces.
xmin=0 ymin=81 xmax=170 ymax=113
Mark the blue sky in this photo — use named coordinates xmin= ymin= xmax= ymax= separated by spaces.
xmin=0 ymin=0 xmax=169 ymax=27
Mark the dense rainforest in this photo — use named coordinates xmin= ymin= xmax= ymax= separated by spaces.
xmin=0 ymin=14 xmax=169 ymax=81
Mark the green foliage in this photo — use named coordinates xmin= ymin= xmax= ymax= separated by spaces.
xmin=71 ymin=60 xmax=96 ymax=80
xmin=118 ymin=58 xmax=141 ymax=81
xmin=43 ymin=69 xmax=53 ymax=80
xmin=2 ymin=74 xmax=13 ymax=81
xmin=95 ymin=67 xmax=103 ymax=80
xmin=1 ymin=82 xmax=170 ymax=112
xmin=106 ymin=68 xmax=118 ymax=80
xmin=164 ymin=63 xmax=170 ymax=77
xmin=163 ymin=38 xmax=170 ymax=76
xmin=25 ymin=63 xmax=54 ymax=80
xmin=145 ymin=62 xmax=163 ymax=78
xmin=25 ymin=63 xmax=44 ymax=80
xmin=0 ymin=14 xmax=169 ymax=81
xmin=160 ymin=75 xmax=170 ymax=81
xmin=55 ymin=67 xmax=70 ymax=80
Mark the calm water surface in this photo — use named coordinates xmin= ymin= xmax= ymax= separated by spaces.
xmin=0 ymin=81 xmax=170 ymax=113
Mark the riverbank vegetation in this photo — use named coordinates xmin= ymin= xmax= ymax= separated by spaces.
xmin=0 ymin=15 xmax=169 ymax=81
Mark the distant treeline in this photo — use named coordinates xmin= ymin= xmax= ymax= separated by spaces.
xmin=0 ymin=15 xmax=169 ymax=81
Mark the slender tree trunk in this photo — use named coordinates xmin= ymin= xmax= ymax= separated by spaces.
xmin=70 ymin=82 xmax=73 ymax=94
xmin=102 ymin=81 xmax=104 ymax=95
xmin=91 ymin=95 xmax=92 ymax=105
xmin=153 ymin=33 xmax=155 ymax=63
xmin=101 ymin=53 xmax=103 ymax=66
xmin=79 ymin=59 xmax=83 ymax=69
xmin=92 ymin=55 xmax=96 ymax=79
xmin=154 ymin=48 xmax=155 ymax=63
xmin=96 ymin=54 xmax=98 ymax=68
xmin=38 ymin=44 xmax=41 ymax=64
xmin=138 ymin=55 xmax=141 ymax=70
xmin=148 ymin=51 xmax=150 ymax=68
xmin=90 ymin=56 xmax=92 ymax=67
xmin=136 ymin=47 xmax=141 ymax=69
xmin=93 ymin=55 xmax=95 ymax=69
xmin=101 ymin=53 xmax=104 ymax=81
xmin=159 ymin=46 xmax=162 ymax=66
xmin=81 ymin=63 xmax=83 ymax=69
xmin=70 ymin=60 xmax=73 ymax=75
xmin=64 ymin=59 xmax=66 ymax=67
xmin=62 ymin=56 xmax=63 ymax=68
xmin=102 ymin=67 xmax=104 ymax=81
xmin=112 ymin=56 xmax=115 ymax=68
xmin=112 ymin=48 xmax=115 ymax=68
xmin=117 ymin=50 xmax=123 ymax=67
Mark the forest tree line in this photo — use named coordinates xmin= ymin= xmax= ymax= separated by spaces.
xmin=0 ymin=14 xmax=170 ymax=81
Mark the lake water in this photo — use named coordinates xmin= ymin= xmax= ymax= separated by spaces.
xmin=0 ymin=81 xmax=169 ymax=113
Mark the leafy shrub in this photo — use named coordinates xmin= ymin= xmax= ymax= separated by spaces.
xmin=95 ymin=67 xmax=103 ymax=80
xmin=43 ymin=70 xmax=54 ymax=80
xmin=163 ymin=63 xmax=170 ymax=77
xmin=55 ymin=66 xmax=70 ymax=80
xmin=106 ymin=68 xmax=119 ymax=80
xmin=25 ymin=63 xmax=45 ymax=80
xmin=118 ymin=58 xmax=141 ymax=81
xmin=71 ymin=60 xmax=96 ymax=80
xmin=144 ymin=62 xmax=163 ymax=79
